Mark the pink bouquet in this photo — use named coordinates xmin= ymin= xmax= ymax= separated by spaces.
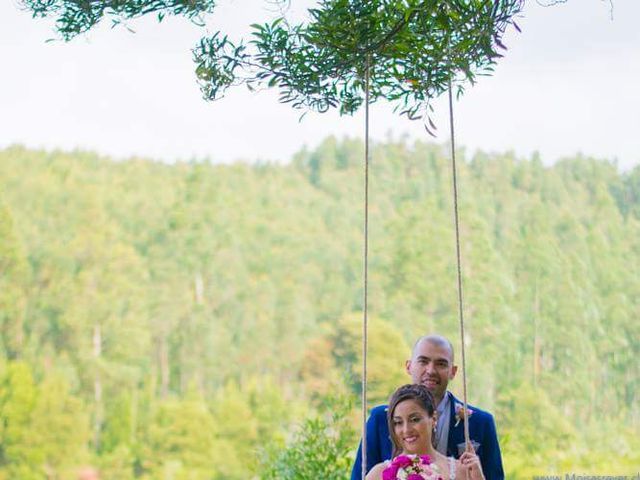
xmin=382 ymin=454 xmax=443 ymax=480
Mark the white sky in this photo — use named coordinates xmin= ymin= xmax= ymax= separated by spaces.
xmin=1 ymin=0 xmax=639 ymax=169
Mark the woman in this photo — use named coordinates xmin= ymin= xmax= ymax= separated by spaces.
xmin=365 ymin=384 xmax=484 ymax=480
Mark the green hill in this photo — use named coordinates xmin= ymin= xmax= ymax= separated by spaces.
xmin=0 ymin=140 xmax=638 ymax=478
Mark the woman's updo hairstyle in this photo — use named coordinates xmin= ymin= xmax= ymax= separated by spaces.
xmin=386 ymin=384 xmax=436 ymax=456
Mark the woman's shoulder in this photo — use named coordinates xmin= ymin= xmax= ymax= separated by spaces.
xmin=430 ymin=452 xmax=455 ymax=479
xmin=432 ymin=454 xmax=456 ymax=480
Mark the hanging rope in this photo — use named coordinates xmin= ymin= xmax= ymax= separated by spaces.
xmin=447 ymin=78 xmax=472 ymax=452
xmin=361 ymin=54 xmax=371 ymax=480
xmin=358 ymin=30 xmax=471 ymax=479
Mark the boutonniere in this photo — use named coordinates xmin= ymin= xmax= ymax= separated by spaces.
xmin=454 ymin=402 xmax=473 ymax=427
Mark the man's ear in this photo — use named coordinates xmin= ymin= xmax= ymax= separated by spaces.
xmin=449 ymin=364 xmax=458 ymax=380
xmin=405 ymin=359 xmax=412 ymax=376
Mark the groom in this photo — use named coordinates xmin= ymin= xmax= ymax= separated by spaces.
xmin=350 ymin=334 xmax=504 ymax=480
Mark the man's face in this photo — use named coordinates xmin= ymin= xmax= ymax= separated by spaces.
xmin=405 ymin=339 xmax=457 ymax=401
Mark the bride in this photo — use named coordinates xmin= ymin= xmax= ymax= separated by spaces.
xmin=365 ymin=384 xmax=485 ymax=480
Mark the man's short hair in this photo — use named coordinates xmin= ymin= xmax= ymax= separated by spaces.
xmin=412 ymin=334 xmax=455 ymax=363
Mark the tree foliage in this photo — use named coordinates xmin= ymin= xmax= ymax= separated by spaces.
xmin=23 ymin=0 xmax=216 ymax=39
xmin=22 ymin=0 xmax=523 ymax=126
xmin=0 ymin=142 xmax=639 ymax=477
xmin=195 ymin=0 xmax=522 ymax=124
xmin=261 ymin=396 xmax=355 ymax=480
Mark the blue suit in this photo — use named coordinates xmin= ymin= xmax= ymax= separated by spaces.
xmin=350 ymin=393 xmax=504 ymax=480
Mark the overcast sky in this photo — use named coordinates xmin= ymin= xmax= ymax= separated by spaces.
xmin=1 ymin=0 xmax=639 ymax=169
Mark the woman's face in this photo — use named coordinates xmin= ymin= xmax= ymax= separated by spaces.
xmin=391 ymin=399 xmax=434 ymax=455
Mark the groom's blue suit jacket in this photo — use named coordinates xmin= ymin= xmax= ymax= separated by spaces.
xmin=350 ymin=393 xmax=504 ymax=480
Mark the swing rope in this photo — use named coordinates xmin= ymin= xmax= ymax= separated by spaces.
xmin=359 ymin=50 xmax=471 ymax=480
xmin=361 ymin=54 xmax=371 ymax=480
xmin=447 ymin=78 xmax=472 ymax=451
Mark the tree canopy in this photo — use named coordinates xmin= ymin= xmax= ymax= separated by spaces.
xmin=22 ymin=0 xmax=523 ymax=125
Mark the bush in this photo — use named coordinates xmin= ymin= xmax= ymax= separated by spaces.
xmin=260 ymin=397 xmax=356 ymax=480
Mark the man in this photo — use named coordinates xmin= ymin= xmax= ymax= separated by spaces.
xmin=350 ymin=334 xmax=504 ymax=480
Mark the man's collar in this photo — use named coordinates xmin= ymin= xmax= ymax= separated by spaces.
xmin=436 ymin=391 xmax=451 ymax=414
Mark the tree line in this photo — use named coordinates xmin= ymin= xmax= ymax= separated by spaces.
xmin=0 ymin=139 xmax=638 ymax=478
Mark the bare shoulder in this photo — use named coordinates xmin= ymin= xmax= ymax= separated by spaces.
xmin=430 ymin=451 xmax=451 ymax=478
xmin=364 ymin=462 xmax=387 ymax=480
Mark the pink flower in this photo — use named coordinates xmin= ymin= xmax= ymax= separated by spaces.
xmin=386 ymin=454 xmax=442 ymax=479
xmin=392 ymin=455 xmax=413 ymax=468
xmin=382 ymin=463 xmax=400 ymax=480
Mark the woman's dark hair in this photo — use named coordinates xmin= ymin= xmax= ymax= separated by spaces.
xmin=387 ymin=384 xmax=436 ymax=457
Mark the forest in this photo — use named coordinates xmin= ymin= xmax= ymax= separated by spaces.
xmin=0 ymin=139 xmax=639 ymax=479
